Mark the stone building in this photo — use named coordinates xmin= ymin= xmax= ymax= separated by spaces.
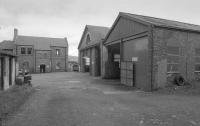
xmin=13 ymin=29 xmax=68 ymax=73
xmin=102 ymin=12 xmax=200 ymax=91
xmin=0 ymin=50 xmax=17 ymax=90
xmin=78 ymin=25 xmax=109 ymax=76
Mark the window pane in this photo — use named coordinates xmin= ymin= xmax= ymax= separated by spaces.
xmin=27 ymin=48 xmax=32 ymax=54
xmin=167 ymin=55 xmax=179 ymax=63
xmin=167 ymin=64 xmax=179 ymax=72
xmin=21 ymin=48 xmax=26 ymax=54
xmin=56 ymin=49 xmax=60 ymax=56
xmin=167 ymin=46 xmax=180 ymax=55
xmin=195 ymin=64 xmax=200 ymax=71
xmin=195 ymin=48 xmax=200 ymax=56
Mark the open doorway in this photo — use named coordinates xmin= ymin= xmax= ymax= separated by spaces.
xmin=0 ymin=58 xmax=4 ymax=90
xmin=40 ymin=64 xmax=46 ymax=73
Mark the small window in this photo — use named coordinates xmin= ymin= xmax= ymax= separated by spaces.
xmin=27 ymin=48 xmax=32 ymax=54
xmin=195 ymin=48 xmax=200 ymax=72
xmin=21 ymin=47 xmax=26 ymax=54
xmin=56 ymin=49 xmax=60 ymax=56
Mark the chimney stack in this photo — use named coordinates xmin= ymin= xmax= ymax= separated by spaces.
xmin=13 ymin=28 xmax=18 ymax=41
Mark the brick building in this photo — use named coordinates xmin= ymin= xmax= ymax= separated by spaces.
xmin=13 ymin=29 xmax=68 ymax=73
xmin=78 ymin=25 xmax=109 ymax=76
xmin=102 ymin=12 xmax=200 ymax=91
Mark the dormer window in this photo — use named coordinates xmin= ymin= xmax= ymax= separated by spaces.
xmin=86 ymin=34 xmax=91 ymax=44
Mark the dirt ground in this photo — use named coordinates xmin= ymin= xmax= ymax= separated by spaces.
xmin=5 ymin=72 xmax=200 ymax=126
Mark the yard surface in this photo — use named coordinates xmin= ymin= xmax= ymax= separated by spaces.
xmin=5 ymin=72 xmax=200 ymax=126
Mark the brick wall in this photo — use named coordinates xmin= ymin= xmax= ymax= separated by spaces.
xmin=152 ymin=27 xmax=200 ymax=88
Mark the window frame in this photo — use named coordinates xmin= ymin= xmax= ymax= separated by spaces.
xmin=194 ymin=48 xmax=200 ymax=72
xmin=21 ymin=47 xmax=26 ymax=55
xmin=56 ymin=49 xmax=60 ymax=56
xmin=167 ymin=46 xmax=181 ymax=74
xmin=27 ymin=48 xmax=32 ymax=55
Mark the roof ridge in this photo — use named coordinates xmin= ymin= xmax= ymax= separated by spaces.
xmin=120 ymin=12 xmax=200 ymax=27
xmin=86 ymin=25 xmax=109 ymax=29
xmin=18 ymin=35 xmax=65 ymax=40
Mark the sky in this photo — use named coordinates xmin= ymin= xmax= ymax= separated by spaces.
xmin=1 ymin=0 xmax=200 ymax=56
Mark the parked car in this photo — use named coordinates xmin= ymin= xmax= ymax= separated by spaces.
xmin=73 ymin=64 xmax=79 ymax=72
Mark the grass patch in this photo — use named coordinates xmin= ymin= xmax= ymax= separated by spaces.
xmin=0 ymin=85 xmax=35 ymax=121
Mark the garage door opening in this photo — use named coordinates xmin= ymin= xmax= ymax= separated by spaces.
xmin=105 ymin=43 xmax=120 ymax=79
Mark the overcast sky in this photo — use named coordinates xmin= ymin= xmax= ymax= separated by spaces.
xmin=1 ymin=0 xmax=200 ymax=56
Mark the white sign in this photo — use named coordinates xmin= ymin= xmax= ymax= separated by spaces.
xmin=132 ymin=57 xmax=138 ymax=62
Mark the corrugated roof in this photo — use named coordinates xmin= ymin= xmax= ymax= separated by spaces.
xmin=78 ymin=25 xmax=109 ymax=49
xmin=120 ymin=12 xmax=200 ymax=32
xmin=15 ymin=35 xmax=68 ymax=50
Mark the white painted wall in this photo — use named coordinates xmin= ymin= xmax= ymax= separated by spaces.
xmin=4 ymin=57 xmax=9 ymax=90
xmin=12 ymin=58 xmax=16 ymax=85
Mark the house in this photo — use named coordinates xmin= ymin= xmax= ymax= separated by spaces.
xmin=102 ymin=12 xmax=200 ymax=91
xmin=13 ymin=29 xmax=68 ymax=73
xmin=0 ymin=50 xmax=17 ymax=90
xmin=78 ymin=25 xmax=109 ymax=76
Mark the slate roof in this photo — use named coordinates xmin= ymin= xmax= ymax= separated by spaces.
xmin=15 ymin=35 xmax=68 ymax=50
xmin=78 ymin=25 xmax=109 ymax=49
xmin=0 ymin=49 xmax=16 ymax=56
xmin=0 ymin=40 xmax=15 ymax=50
xmin=120 ymin=12 xmax=200 ymax=32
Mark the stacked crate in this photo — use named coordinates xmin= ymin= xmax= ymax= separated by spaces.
xmin=120 ymin=61 xmax=134 ymax=86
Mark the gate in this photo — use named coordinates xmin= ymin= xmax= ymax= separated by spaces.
xmin=120 ymin=61 xmax=135 ymax=86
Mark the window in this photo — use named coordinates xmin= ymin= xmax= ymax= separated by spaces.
xmin=27 ymin=48 xmax=32 ymax=54
xmin=21 ymin=47 xmax=26 ymax=54
xmin=86 ymin=34 xmax=91 ymax=44
xmin=195 ymin=48 xmax=200 ymax=72
xmin=167 ymin=46 xmax=180 ymax=73
xmin=56 ymin=49 xmax=60 ymax=56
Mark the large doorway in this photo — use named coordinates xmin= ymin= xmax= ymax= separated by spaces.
xmin=9 ymin=57 xmax=12 ymax=86
xmin=40 ymin=64 xmax=46 ymax=73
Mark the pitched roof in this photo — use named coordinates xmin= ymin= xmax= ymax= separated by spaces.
xmin=120 ymin=12 xmax=200 ymax=32
xmin=78 ymin=25 xmax=109 ymax=49
xmin=0 ymin=40 xmax=15 ymax=50
xmin=0 ymin=49 xmax=16 ymax=56
xmin=15 ymin=35 xmax=68 ymax=50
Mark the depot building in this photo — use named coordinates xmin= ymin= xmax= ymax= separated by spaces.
xmin=102 ymin=12 xmax=200 ymax=91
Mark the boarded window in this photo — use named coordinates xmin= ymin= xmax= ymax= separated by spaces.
xmin=27 ymin=48 xmax=32 ymax=54
xmin=21 ymin=47 xmax=26 ymax=54
xmin=167 ymin=46 xmax=180 ymax=73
